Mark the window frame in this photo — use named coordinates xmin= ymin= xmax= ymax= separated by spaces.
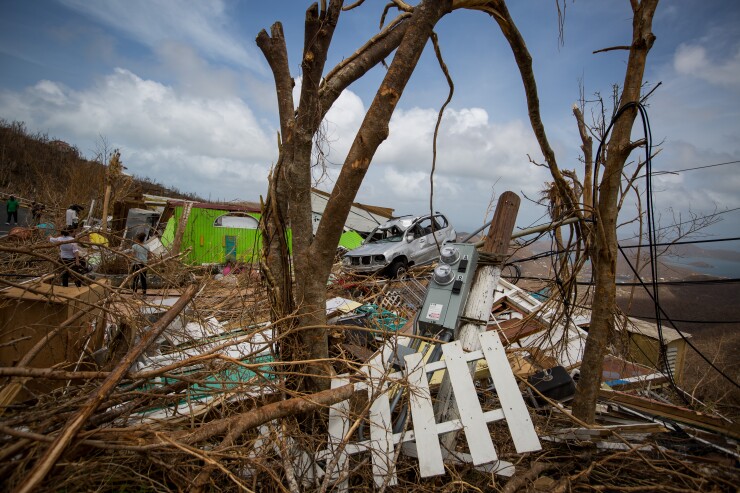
xmin=213 ymin=213 xmax=259 ymax=229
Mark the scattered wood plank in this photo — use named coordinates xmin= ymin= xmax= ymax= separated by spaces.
xmin=599 ymin=389 xmax=740 ymax=439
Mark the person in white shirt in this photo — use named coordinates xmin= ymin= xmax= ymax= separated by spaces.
xmin=66 ymin=204 xmax=82 ymax=229
xmin=50 ymin=229 xmax=81 ymax=287
xmin=131 ymin=232 xmax=150 ymax=295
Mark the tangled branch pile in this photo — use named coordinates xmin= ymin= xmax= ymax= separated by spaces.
xmin=0 ymin=233 xmax=737 ymax=492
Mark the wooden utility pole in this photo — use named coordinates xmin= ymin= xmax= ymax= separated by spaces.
xmin=100 ymin=151 xmax=122 ymax=237
xmin=170 ymin=201 xmax=193 ymax=255
xmin=435 ymin=191 xmax=520 ymax=448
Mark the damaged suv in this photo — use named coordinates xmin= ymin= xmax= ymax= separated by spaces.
xmin=341 ymin=213 xmax=456 ymax=277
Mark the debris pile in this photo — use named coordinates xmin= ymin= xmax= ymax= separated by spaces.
xmin=0 ymin=195 xmax=737 ymax=492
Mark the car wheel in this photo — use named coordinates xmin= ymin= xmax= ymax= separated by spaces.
xmin=387 ymin=259 xmax=408 ymax=279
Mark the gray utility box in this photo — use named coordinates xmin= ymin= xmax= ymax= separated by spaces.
xmin=418 ymin=242 xmax=479 ymax=338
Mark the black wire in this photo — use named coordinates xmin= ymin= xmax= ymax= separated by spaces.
xmin=618 ymin=244 xmax=740 ymax=390
xmin=591 ymin=101 xmax=682 ymax=403
xmin=619 ymin=207 xmax=740 ymax=242
xmin=633 ymin=102 xmax=685 ymax=399
xmin=590 ymin=101 xmax=740 ymax=397
xmin=627 ymin=316 xmax=740 ymax=324
xmin=513 ymin=275 xmax=740 ymax=286
xmin=507 ymin=235 xmax=740 ymax=266
xmin=600 ymin=278 xmax=740 ymax=286
xmin=619 ymin=236 xmax=740 ymax=248
xmin=638 ymin=159 xmax=740 ymax=178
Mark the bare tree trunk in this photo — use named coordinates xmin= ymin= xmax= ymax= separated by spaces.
xmin=257 ymin=0 xmax=451 ymax=390
xmin=479 ymin=0 xmax=658 ymax=422
xmin=572 ymin=0 xmax=658 ymax=423
xmin=304 ymin=0 xmax=452 ymax=366
xmin=573 ymin=104 xmax=594 ymax=217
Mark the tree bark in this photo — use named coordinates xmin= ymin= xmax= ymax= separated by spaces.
xmin=484 ymin=0 xmax=580 ymax=223
xmin=470 ymin=0 xmax=657 ymax=422
xmin=572 ymin=0 xmax=658 ymax=423
xmin=257 ymin=0 xmax=451 ymax=390
xmin=573 ymin=104 xmax=594 ymax=216
xmin=189 ymin=382 xmax=360 ymax=492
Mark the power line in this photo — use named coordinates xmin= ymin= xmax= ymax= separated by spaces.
xmin=509 ymin=235 xmax=740 ymax=258
xmin=620 ymin=235 xmax=740 ymax=248
xmin=651 ymin=159 xmax=740 ymax=176
xmin=512 ymin=275 xmax=740 ymax=286
xmin=630 ymin=315 xmax=740 ymax=325
xmin=619 ymin=206 xmax=740 ymax=242
xmin=618 ymin=244 xmax=740 ymax=391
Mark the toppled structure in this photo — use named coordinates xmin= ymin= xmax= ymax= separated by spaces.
xmin=0 ymin=193 xmax=736 ymax=493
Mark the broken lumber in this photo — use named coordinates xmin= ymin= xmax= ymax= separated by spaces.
xmin=13 ymin=283 xmax=198 ymax=493
xmin=0 ymin=307 xmax=90 ymax=412
xmin=435 ymin=191 xmax=521 ymax=447
xmin=599 ymin=389 xmax=740 ymax=439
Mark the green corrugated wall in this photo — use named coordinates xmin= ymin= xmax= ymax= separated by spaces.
xmin=162 ymin=207 xmax=263 ymax=265
xmin=161 ymin=206 xmax=361 ymax=265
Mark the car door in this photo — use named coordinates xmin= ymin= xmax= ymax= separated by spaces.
xmin=408 ymin=217 xmax=437 ymax=265
xmin=432 ymin=214 xmax=453 ymax=244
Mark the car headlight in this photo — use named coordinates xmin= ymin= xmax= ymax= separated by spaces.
xmin=374 ymin=255 xmax=386 ymax=263
xmin=342 ymin=257 xmax=350 ymax=266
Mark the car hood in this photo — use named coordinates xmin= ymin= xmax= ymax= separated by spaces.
xmin=344 ymin=242 xmax=400 ymax=257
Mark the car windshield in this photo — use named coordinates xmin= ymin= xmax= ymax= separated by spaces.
xmin=365 ymin=224 xmax=405 ymax=244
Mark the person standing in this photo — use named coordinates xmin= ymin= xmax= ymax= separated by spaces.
xmin=6 ymin=195 xmax=19 ymax=225
xmin=50 ymin=229 xmax=82 ymax=287
xmin=131 ymin=232 xmax=150 ymax=296
xmin=31 ymin=201 xmax=45 ymax=225
xmin=66 ymin=204 xmax=82 ymax=229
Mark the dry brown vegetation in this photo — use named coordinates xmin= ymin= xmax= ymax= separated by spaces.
xmin=0 ymin=119 xmax=201 ymax=218
xmin=1 ymin=251 xmax=737 ymax=492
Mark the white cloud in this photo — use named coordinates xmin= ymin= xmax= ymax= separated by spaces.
xmin=377 ymin=107 xmax=548 ymax=194
xmin=674 ymin=42 xmax=740 ymax=90
xmin=320 ymin=88 xmax=366 ymax=163
xmin=0 ymin=70 xmax=566 ymax=233
xmin=309 ymin=94 xmax=552 ymax=231
xmin=128 ymin=148 xmax=270 ymax=202
xmin=155 ymin=41 xmax=243 ymax=99
xmin=0 ymin=68 xmax=277 ymax=201
xmin=57 ymin=0 xmax=263 ymax=71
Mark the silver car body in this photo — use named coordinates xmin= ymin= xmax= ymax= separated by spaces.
xmin=341 ymin=213 xmax=456 ymax=274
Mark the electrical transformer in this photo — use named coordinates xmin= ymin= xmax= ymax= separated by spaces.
xmin=417 ymin=242 xmax=479 ymax=338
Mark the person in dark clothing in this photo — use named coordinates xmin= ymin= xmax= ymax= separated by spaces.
xmin=6 ymin=195 xmax=19 ymax=225
xmin=31 ymin=201 xmax=45 ymax=225
xmin=131 ymin=232 xmax=150 ymax=295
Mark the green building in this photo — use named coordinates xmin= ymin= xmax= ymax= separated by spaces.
xmin=160 ymin=200 xmax=363 ymax=265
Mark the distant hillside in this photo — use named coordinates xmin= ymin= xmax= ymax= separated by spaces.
xmin=0 ymin=119 xmax=202 ymax=216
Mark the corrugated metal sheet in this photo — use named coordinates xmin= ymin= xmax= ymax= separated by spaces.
xmin=165 ymin=206 xmax=264 ymax=265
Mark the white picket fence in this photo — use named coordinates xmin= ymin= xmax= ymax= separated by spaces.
xmin=247 ymin=330 xmax=541 ymax=490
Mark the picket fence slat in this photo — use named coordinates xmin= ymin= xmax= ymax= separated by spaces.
xmin=442 ymin=340 xmax=498 ymax=465
xmin=328 ymin=375 xmax=351 ymax=490
xmin=405 ymin=351 xmax=445 ymax=477
xmin=479 ymin=331 xmax=542 ymax=453
xmin=321 ymin=331 xmax=541 ymax=487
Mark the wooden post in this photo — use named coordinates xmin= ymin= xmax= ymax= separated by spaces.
xmin=170 ymin=201 xmax=193 ymax=255
xmin=100 ymin=151 xmax=122 ymax=238
xmin=435 ymin=191 xmax=520 ymax=448
xmin=99 ymin=184 xmax=111 ymax=235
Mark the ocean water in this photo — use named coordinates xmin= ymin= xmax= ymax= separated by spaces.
xmin=664 ymin=255 xmax=740 ymax=278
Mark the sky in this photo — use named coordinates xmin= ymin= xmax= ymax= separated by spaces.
xmin=1 ymin=0 xmax=739 ymax=244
